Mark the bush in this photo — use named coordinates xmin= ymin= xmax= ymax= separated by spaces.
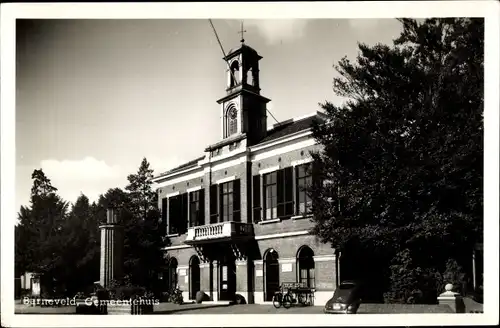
xmin=96 ymin=288 xmax=110 ymax=300
xmin=235 ymin=294 xmax=246 ymax=305
xmin=170 ymin=287 xmax=183 ymax=304
xmin=383 ymin=249 xmax=441 ymax=304
xmin=437 ymin=259 xmax=467 ymax=296
xmin=114 ymin=286 xmax=146 ymax=300
xmin=160 ymin=291 xmax=171 ymax=302
xmin=20 ymin=289 xmax=32 ymax=299
xmin=195 ymin=291 xmax=209 ymax=304
xmin=76 ymin=303 xmax=102 ymax=314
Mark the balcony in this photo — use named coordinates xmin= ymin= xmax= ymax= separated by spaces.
xmin=184 ymin=221 xmax=254 ymax=245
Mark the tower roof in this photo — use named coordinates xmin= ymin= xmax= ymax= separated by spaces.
xmin=225 ymin=43 xmax=262 ymax=60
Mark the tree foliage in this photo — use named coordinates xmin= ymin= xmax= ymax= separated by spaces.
xmin=123 ymin=158 xmax=165 ymax=290
xmin=15 ymin=158 xmax=167 ymax=296
xmin=309 ymin=18 xmax=483 ymax=302
xmin=15 ymin=169 xmax=70 ymax=293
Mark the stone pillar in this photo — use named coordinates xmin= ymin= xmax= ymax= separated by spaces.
xmin=212 ymin=260 xmax=219 ymax=302
xmin=254 ymin=260 xmax=264 ymax=304
xmin=199 ymin=262 xmax=211 ymax=299
xmin=438 ymin=284 xmax=466 ymax=313
xmin=99 ymin=208 xmax=123 ymax=288
xmin=177 ymin=265 xmax=189 ymax=300
xmin=235 ymin=259 xmax=254 ymax=304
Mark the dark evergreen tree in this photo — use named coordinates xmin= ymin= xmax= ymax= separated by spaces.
xmin=60 ymin=194 xmax=101 ymax=295
xmin=123 ymin=158 xmax=164 ymax=290
xmin=309 ymin=18 xmax=483 ymax=303
xmin=15 ymin=169 xmax=69 ymax=295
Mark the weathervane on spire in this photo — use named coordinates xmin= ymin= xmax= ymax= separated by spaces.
xmin=238 ymin=21 xmax=246 ymax=44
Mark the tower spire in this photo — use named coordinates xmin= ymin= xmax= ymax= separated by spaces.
xmin=238 ymin=21 xmax=246 ymax=44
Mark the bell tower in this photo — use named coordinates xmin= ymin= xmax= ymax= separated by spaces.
xmin=216 ymin=24 xmax=271 ymax=145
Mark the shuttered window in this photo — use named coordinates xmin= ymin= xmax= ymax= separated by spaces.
xmin=296 ymin=164 xmax=313 ymax=215
xmin=209 ymin=184 xmax=218 ymax=224
xmin=189 ymin=189 xmax=205 ymax=227
xmin=219 ymin=179 xmax=241 ymax=222
xmin=263 ymin=172 xmax=278 ymax=220
xmin=233 ymin=179 xmax=241 ymax=222
xmin=252 ymin=175 xmax=261 ymax=223
xmin=277 ymin=167 xmax=294 ymax=218
xmin=161 ymin=197 xmax=168 ymax=235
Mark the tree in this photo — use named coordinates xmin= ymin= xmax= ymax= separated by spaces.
xmin=59 ymin=193 xmax=101 ymax=295
xmin=309 ymin=18 xmax=483 ymax=302
xmin=15 ymin=169 xmax=70 ymax=294
xmin=123 ymin=158 xmax=164 ymax=290
xmin=125 ymin=157 xmax=158 ymax=220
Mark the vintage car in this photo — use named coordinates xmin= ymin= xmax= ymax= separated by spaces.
xmin=324 ymin=280 xmax=363 ymax=314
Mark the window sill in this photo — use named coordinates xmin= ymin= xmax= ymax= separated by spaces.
xmin=166 ymin=233 xmax=181 ymax=238
xmin=258 ymin=218 xmax=281 ymax=225
xmin=291 ymin=214 xmax=313 ymax=221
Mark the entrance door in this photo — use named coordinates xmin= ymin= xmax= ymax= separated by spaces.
xmin=190 ymin=256 xmax=201 ymax=300
xmin=219 ymin=255 xmax=236 ymax=301
xmin=264 ymin=249 xmax=280 ymax=301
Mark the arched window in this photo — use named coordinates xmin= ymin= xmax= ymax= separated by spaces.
xmin=230 ymin=61 xmax=240 ymax=87
xmin=246 ymin=67 xmax=254 ymax=85
xmin=226 ymin=105 xmax=238 ymax=137
xmin=263 ymin=249 xmax=280 ymax=302
xmin=167 ymin=258 xmax=178 ymax=291
xmin=297 ymin=246 xmax=315 ymax=288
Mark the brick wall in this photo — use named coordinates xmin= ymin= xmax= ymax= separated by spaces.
xmin=155 ymin=131 xmax=338 ymax=303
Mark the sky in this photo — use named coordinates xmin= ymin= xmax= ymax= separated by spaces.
xmin=15 ymin=18 xmax=404 ymax=211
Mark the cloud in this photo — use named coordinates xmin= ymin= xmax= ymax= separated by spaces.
xmin=36 ymin=155 xmax=190 ymax=205
xmin=245 ymin=19 xmax=309 ymax=45
xmin=40 ymin=157 xmax=125 ymax=204
xmin=347 ymin=19 xmax=402 ymax=35
xmin=347 ymin=19 xmax=384 ymax=30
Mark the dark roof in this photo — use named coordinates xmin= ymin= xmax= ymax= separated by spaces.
xmin=157 ymin=156 xmax=205 ymax=177
xmin=259 ymin=115 xmax=320 ymax=144
xmin=155 ymin=114 xmax=324 ymax=180
xmin=225 ymin=43 xmax=261 ymax=60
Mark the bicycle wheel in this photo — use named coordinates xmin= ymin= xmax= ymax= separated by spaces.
xmin=298 ymin=293 xmax=307 ymax=305
xmin=282 ymin=294 xmax=292 ymax=309
xmin=272 ymin=293 xmax=282 ymax=309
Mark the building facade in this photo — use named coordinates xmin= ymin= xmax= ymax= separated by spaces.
xmin=152 ymin=41 xmax=338 ymax=305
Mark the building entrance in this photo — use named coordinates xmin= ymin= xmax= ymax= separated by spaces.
xmin=218 ymin=253 xmax=236 ymax=301
xmin=189 ymin=256 xmax=201 ymax=300
xmin=264 ymin=249 xmax=280 ymax=302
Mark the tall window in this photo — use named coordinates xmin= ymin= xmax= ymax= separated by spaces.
xmin=168 ymin=193 xmax=188 ymax=235
xmin=166 ymin=258 xmax=178 ymax=291
xmin=212 ymin=180 xmax=240 ymax=223
xmin=264 ymin=172 xmax=278 ymax=220
xmin=220 ymin=181 xmax=234 ymax=222
xmin=297 ymin=246 xmax=315 ymax=288
xmin=189 ymin=189 xmax=204 ymax=227
xmin=296 ymin=164 xmax=312 ymax=215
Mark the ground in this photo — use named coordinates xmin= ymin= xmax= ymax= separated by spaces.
xmin=14 ymin=301 xmax=454 ymax=314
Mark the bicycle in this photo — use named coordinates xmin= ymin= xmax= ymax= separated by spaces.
xmin=272 ymin=291 xmax=283 ymax=309
xmin=272 ymin=289 xmax=307 ymax=309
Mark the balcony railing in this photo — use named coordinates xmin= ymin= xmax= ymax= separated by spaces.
xmin=184 ymin=221 xmax=254 ymax=244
